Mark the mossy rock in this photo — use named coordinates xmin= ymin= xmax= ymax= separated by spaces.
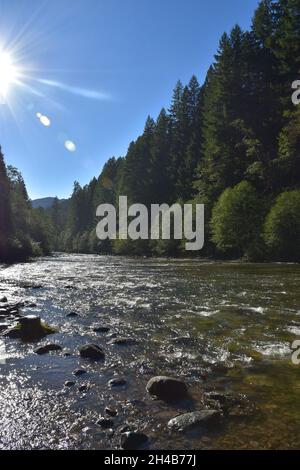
xmin=4 ymin=315 xmax=57 ymax=342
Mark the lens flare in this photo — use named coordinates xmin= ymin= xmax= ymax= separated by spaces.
xmin=36 ymin=112 xmax=51 ymax=127
xmin=64 ymin=140 xmax=76 ymax=152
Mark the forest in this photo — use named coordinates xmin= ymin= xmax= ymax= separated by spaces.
xmin=1 ymin=0 xmax=300 ymax=263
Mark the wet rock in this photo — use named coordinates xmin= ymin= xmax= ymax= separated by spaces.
xmin=108 ymin=377 xmax=127 ymax=388
xmin=0 ymin=322 xmax=9 ymax=332
xmin=4 ymin=315 xmax=57 ymax=341
xmin=203 ymin=391 xmax=254 ymax=417
xmin=119 ymin=425 xmax=131 ymax=433
xmin=110 ymin=337 xmax=136 ymax=346
xmin=67 ymin=311 xmax=79 ymax=317
xmin=121 ymin=432 xmax=149 ymax=450
xmin=0 ymin=296 xmax=7 ymax=303
xmin=65 ymin=381 xmax=76 ymax=387
xmin=105 ymin=407 xmax=117 ymax=417
xmin=79 ymin=344 xmax=105 ymax=360
xmin=73 ymin=368 xmax=87 ymax=376
xmin=107 ymin=332 xmax=118 ymax=339
xmin=168 ymin=410 xmax=219 ymax=432
xmin=22 ymin=283 xmax=42 ymax=289
xmin=93 ymin=325 xmax=110 ymax=333
xmin=78 ymin=384 xmax=89 ymax=392
xmin=97 ymin=417 xmax=114 ymax=428
xmin=34 ymin=343 xmax=62 ymax=354
xmin=146 ymin=376 xmax=188 ymax=401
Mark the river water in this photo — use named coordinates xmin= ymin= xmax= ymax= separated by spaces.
xmin=0 ymin=253 xmax=300 ymax=449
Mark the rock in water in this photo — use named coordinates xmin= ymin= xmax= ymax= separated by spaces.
xmin=79 ymin=344 xmax=105 ymax=360
xmin=92 ymin=325 xmax=110 ymax=333
xmin=73 ymin=368 xmax=87 ymax=376
xmin=97 ymin=417 xmax=114 ymax=428
xmin=121 ymin=432 xmax=148 ymax=450
xmin=67 ymin=312 xmax=78 ymax=317
xmin=168 ymin=410 xmax=219 ymax=432
xmin=110 ymin=337 xmax=136 ymax=345
xmin=34 ymin=343 xmax=62 ymax=354
xmin=146 ymin=376 xmax=188 ymax=401
xmin=105 ymin=407 xmax=117 ymax=417
xmin=0 ymin=296 xmax=8 ymax=303
xmin=4 ymin=315 xmax=56 ymax=341
xmin=65 ymin=381 xmax=76 ymax=387
xmin=108 ymin=377 xmax=127 ymax=387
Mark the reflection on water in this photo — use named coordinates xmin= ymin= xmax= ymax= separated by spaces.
xmin=0 ymin=254 xmax=300 ymax=449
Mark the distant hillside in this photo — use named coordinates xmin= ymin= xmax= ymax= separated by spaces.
xmin=31 ymin=197 xmax=66 ymax=209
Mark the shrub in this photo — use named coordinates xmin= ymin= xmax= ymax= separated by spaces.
xmin=263 ymin=190 xmax=300 ymax=261
xmin=211 ymin=181 xmax=265 ymax=258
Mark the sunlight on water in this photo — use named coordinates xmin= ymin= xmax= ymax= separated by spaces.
xmin=1 ymin=254 xmax=300 ymax=449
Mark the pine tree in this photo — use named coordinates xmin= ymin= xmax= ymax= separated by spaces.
xmin=0 ymin=147 xmax=12 ymax=260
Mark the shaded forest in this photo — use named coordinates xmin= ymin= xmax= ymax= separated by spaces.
xmin=1 ymin=0 xmax=300 ymax=262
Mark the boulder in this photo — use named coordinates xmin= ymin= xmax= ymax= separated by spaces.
xmin=146 ymin=376 xmax=188 ymax=401
xmin=121 ymin=432 xmax=148 ymax=450
xmin=0 ymin=296 xmax=8 ymax=303
xmin=168 ymin=410 xmax=219 ymax=432
xmin=34 ymin=343 xmax=62 ymax=354
xmin=4 ymin=315 xmax=56 ymax=341
xmin=79 ymin=344 xmax=105 ymax=360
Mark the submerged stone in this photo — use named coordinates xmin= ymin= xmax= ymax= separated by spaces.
xmin=92 ymin=325 xmax=110 ymax=333
xmin=67 ymin=311 xmax=79 ymax=317
xmin=79 ymin=344 xmax=105 ymax=360
xmin=105 ymin=407 xmax=117 ymax=417
xmin=110 ymin=337 xmax=136 ymax=346
xmin=65 ymin=380 xmax=76 ymax=387
xmin=120 ymin=431 xmax=149 ymax=450
xmin=34 ymin=343 xmax=62 ymax=354
xmin=146 ymin=376 xmax=188 ymax=401
xmin=97 ymin=417 xmax=114 ymax=428
xmin=73 ymin=368 xmax=87 ymax=376
xmin=108 ymin=377 xmax=127 ymax=387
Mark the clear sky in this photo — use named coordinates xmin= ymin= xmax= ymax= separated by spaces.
xmin=0 ymin=0 xmax=260 ymax=199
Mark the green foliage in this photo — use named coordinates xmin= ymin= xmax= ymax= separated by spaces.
xmin=211 ymin=182 xmax=265 ymax=257
xmin=264 ymin=190 xmax=300 ymax=260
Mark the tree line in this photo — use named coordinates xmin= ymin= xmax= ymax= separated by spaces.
xmin=1 ymin=0 xmax=300 ymax=262
xmin=0 ymin=147 xmax=53 ymax=262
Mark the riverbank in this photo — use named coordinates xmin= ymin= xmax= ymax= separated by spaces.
xmin=1 ymin=254 xmax=300 ymax=449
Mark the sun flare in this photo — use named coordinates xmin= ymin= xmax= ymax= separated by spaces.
xmin=0 ymin=50 xmax=18 ymax=100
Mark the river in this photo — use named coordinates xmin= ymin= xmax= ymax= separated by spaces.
xmin=0 ymin=253 xmax=300 ymax=449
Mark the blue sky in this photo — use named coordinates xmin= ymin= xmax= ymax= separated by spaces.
xmin=0 ymin=0 xmax=260 ymax=199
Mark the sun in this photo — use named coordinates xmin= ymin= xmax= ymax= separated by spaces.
xmin=0 ymin=50 xmax=18 ymax=101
